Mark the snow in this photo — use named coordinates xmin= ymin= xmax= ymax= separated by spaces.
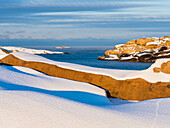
xmin=152 ymin=37 xmax=159 ymax=39
xmin=105 ymin=58 xmax=117 ymax=60
xmin=120 ymin=55 xmax=135 ymax=60
xmin=0 ymin=65 xmax=106 ymax=97
xmin=144 ymin=49 xmax=152 ymax=52
xmin=163 ymin=38 xmax=170 ymax=41
xmin=9 ymin=52 xmax=170 ymax=83
xmin=114 ymin=44 xmax=124 ymax=48
xmin=135 ymin=52 xmax=152 ymax=57
xmin=0 ymin=52 xmax=169 ymax=127
xmin=0 ymin=49 xmax=7 ymax=54
xmin=0 ymin=65 xmax=170 ymax=128
xmin=0 ymin=49 xmax=8 ymax=59
xmin=1 ymin=46 xmax=64 ymax=54
xmin=107 ymin=54 xmax=119 ymax=60
xmin=146 ymin=41 xmax=161 ymax=46
xmin=125 ymin=59 xmax=170 ymax=82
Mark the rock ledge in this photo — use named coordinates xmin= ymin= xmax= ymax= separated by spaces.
xmin=98 ymin=36 xmax=170 ymax=62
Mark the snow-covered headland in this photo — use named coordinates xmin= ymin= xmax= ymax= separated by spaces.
xmin=98 ymin=36 xmax=170 ymax=62
xmin=1 ymin=46 xmax=65 ymax=54
xmin=0 ymin=48 xmax=170 ymax=127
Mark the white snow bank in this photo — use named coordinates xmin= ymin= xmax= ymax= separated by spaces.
xmin=163 ymin=38 xmax=170 ymax=41
xmin=146 ymin=41 xmax=161 ymax=46
xmin=124 ymin=59 xmax=170 ymax=82
xmin=0 ymin=49 xmax=8 ymax=59
xmin=0 ymin=66 xmax=106 ymax=97
xmin=120 ymin=55 xmax=135 ymax=60
xmin=2 ymin=46 xmax=64 ymax=54
xmin=107 ymin=55 xmax=119 ymax=60
xmin=0 ymin=65 xmax=170 ymax=128
xmin=0 ymin=49 xmax=6 ymax=54
xmin=0 ymin=90 xmax=169 ymax=128
xmin=114 ymin=44 xmax=124 ymax=48
xmin=11 ymin=52 xmax=170 ymax=83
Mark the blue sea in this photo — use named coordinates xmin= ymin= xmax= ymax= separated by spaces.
xmin=26 ymin=46 xmax=153 ymax=70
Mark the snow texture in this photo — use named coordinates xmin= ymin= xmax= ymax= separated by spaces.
xmin=0 ymin=65 xmax=170 ymax=128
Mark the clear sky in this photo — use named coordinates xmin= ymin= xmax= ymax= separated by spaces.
xmin=0 ymin=0 xmax=170 ymax=46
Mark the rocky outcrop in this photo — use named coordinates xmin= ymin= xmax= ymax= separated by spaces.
xmin=153 ymin=61 xmax=170 ymax=74
xmin=136 ymin=37 xmax=157 ymax=46
xmin=98 ymin=36 xmax=170 ymax=62
xmin=0 ymin=54 xmax=170 ymax=101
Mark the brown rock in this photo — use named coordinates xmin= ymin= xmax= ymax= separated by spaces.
xmin=153 ymin=67 xmax=161 ymax=73
xmin=126 ymin=40 xmax=136 ymax=45
xmin=160 ymin=36 xmax=170 ymax=40
xmin=1 ymin=54 xmax=170 ymax=101
xmin=99 ymin=36 xmax=170 ymax=63
xmin=136 ymin=38 xmax=155 ymax=46
xmin=104 ymin=50 xmax=119 ymax=56
xmin=153 ymin=61 xmax=170 ymax=74
xmin=125 ymin=44 xmax=137 ymax=48
xmin=122 ymin=49 xmax=135 ymax=54
xmin=161 ymin=61 xmax=170 ymax=74
xmin=134 ymin=45 xmax=144 ymax=52
xmin=114 ymin=44 xmax=125 ymax=50
xmin=0 ymin=48 xmax=11 ymax=54
xmin=165 ymin=41 xmax=170 ymax=47
xmin=146 ymin=44 xmax=161 ymax=49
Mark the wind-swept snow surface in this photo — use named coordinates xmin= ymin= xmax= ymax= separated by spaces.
xmin=0 ymin=65 xmax=170 ymax=128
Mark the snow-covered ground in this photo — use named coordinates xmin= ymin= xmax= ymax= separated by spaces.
xmin=0 ymin=49 xmax=8 ymax=59
xmin=1 ymin=46 xmax=64 ymax=54
xmin=0 ymin=65 xmax=170 ymax=128
xmin=0 ymin=51 xmax=170 ymax=127
xmin=11 ymin=52 xmax=170 ymax=83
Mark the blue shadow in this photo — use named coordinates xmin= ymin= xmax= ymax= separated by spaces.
xmin=0 ymin=80 xmax=112 ymax=106
xmin=0 ymin=66 xmax=134 ymax=107
xmin=1 ymin=65 xmax=44 ymax=78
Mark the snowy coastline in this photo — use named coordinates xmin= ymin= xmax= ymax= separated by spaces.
xmin=1 ymin=46 xmax=65 ymax=54
xmin=0 ymin=47 xmax=170 ymax=127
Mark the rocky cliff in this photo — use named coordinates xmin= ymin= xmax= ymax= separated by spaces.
xmin=98 ymin=36 xmax=170 ymax=62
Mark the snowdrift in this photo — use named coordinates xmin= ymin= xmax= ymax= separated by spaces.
xmin=0 ymin=58 xmax=169 ymax=128
xmin=0 ymin=50 xmax=170 ymax=127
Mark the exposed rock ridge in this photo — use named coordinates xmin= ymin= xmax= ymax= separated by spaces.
xmin=98 ymin=36 xmax=170 ymax=62
xmin=0 ymin=54 xmax=170 ymax=101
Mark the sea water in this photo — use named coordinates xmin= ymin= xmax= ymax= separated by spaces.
xmin=26 ymin=46 xmax=153 ymax=70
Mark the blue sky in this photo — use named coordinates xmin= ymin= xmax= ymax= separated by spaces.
xmin=0 ymin=0 xmax=170 ymax=46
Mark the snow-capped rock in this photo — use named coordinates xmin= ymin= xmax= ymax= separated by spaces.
xmin=98 ymin=36 xmax=170 ymax=62
xmin=1 ymin=46 xmax=65 ymax=54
